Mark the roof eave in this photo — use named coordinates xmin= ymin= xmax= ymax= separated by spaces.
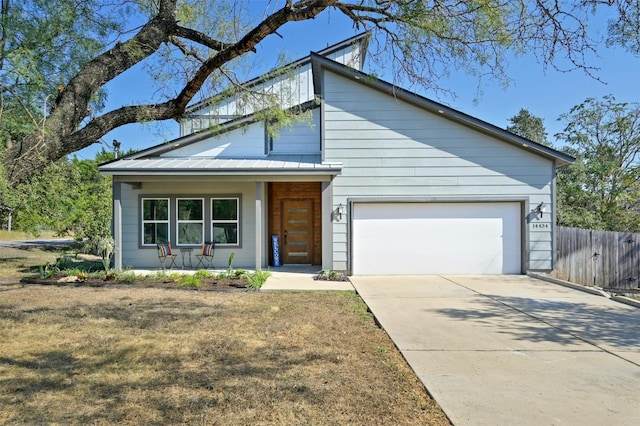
xmin=100 ymin=168 xmax=342 ymax=176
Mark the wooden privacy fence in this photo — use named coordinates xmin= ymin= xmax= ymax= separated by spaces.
xmin=553 ymin=226 xmax=640 ymax=291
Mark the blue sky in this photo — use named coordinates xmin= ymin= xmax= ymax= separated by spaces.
xmin=78 ymin=4 xmax=640 ymax=159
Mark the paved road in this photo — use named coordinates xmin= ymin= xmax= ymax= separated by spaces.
xmin=0 ymin=238 xmax=74 ymax=247
xmin=350 ymin=275 xmax=640 ymax=426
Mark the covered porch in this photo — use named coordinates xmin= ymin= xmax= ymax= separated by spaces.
xmin=103 ymin=155 xmax=341 ymax=271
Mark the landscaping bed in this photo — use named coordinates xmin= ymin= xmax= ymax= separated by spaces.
xmin=20 ymin=272 xmax=251 ymax=292
xmin=6 ymin=245 xmax=270 ymax=291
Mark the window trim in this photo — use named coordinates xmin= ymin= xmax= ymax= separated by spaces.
xmin=211 ymin=197 xmax=241 ymax=247
xmin=176 ymin=197 xmax=205 ymax=247
xmin=141 ymin=197 xmax=170 ymax=247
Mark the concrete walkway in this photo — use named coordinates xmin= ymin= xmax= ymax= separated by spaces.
xmin=261 ymin=265 xmax=355 ymax=291
xmin=350 ymin=275 xmax=640 ymax=426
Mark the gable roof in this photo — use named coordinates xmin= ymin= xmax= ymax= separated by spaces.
xmin=310 ymin=53 xmax=575 ymax=167
xmin=100 ymin=39 xmax=574 ymax=175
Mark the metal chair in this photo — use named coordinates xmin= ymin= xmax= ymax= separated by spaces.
xmin=157 ymin=243 xmax=178 ymax=270
xmin=195 ymin=242 xmax=215 ymax=269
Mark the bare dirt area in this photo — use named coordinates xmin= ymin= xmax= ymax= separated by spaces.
xmin=0 ymin=286 xmax=450 ymax=425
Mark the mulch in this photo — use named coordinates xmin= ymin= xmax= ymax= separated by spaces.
xmin=20 ymin=275 xmax=249 ymax=292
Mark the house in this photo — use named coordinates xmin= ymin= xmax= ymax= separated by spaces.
xmin=100 ymin=33 xmax=574 ymax=275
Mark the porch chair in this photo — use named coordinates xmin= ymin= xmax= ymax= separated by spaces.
xmin=195 ymin=241 xmax=215 ymax=269
xmin=157 ymin=243 xmax=178 ymax=270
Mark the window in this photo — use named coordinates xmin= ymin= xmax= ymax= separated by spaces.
xmin=177 ymin=198 xmax=204 ymax=245
xmin=142 ymin=198 xmax=169 ymax=245
xmin=140 ymin=195 xmax=241 ymax=248
xmin=212 ymin=198 xmax=239 ymax=246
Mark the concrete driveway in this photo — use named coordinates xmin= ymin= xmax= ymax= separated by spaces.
xmin=350 ymin=275 xmax=640 ymax=426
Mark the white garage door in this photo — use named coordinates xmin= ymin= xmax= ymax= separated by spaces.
xmin=352 ymin=202 xmax=522 ymax=275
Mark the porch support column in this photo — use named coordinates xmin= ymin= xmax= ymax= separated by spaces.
xmin=255 ymin=182 xmax=263 ymax=271
xmin=112 ymin=178 xmax=123 ymax=271
xmin=321 ymin=180 xmax=333 ymax=270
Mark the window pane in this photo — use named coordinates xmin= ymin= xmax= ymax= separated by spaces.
xmin=178 ymin=199 xmax=203 ymax=221
xmin=178 ymin=223 xmax=203 ymax=245
xmin=144 ymin=223 xmax=168 ymax=244
xmin=143 ymin=199 xmax=168 ymax=221
xmin=212 ymin=223 xmax=238 ymax=245
xmin=212 ymin=199 xmax=237 ymax=220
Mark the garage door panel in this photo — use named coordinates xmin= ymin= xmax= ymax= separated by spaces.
xmin=352 ymin=202 xmax=521 ymax=275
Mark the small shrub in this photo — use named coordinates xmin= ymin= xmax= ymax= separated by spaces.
xmin=90 ymin=271 xmax=109 ymax=280
xmin=193 ymin=269 xmax=213 ymax=280
xmin=63 ymin=268 xmax=83 ymax=277
xmin=77 ymin=272 xmax=88 ymax=282
xmin=313 ymin=270 xmax=349 ymax=282
xmin=178 ymin=275 xmax=200 ymax=288
xmin=245 ymin=270 xmax=271 ymax=290
xmin=168 ymin=273 xmax=183 ymax=283
xmin=40 ymin=262 xmax=57 ymax=279
xmin=97 ymin=236 xmax=115 ymax=272
xmin=226 ymin=252 xmax=236 ymax=278
xmin=147 ymin=271 xmax=170 ymax=282
xmin=55 ymin=255 xmax=75 ymax=270
xmin=117 ymin=271 xmax=137 ymax=284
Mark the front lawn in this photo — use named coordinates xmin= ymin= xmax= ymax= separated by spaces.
xmin=0 ymin=286 xmax=450 ymax=425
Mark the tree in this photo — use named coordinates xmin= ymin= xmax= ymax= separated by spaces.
xmin=506 ymin=109 xmax=549 ymax=145
xmin=0 ymin=0 xmax=125 ymax=148
xmin=555 ymin=95 xmax=640 ymax=232
xmin=2 ymin=0 xmax=639 ymax=185
xmin=0 ymin=146 xmax=135 ymax=240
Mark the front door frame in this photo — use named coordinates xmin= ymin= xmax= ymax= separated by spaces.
xmin=267 ymin=182 xmax=323 ymax=266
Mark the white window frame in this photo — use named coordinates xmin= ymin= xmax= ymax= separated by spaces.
xmin=176 ymin=198 xmax=205 ymax=246
xmin=211 ymin=197 xmax=240 ymax=247
xmin=141 ymin=198 xmax=170 ymax=246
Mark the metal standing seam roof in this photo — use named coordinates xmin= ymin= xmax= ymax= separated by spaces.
xmin=99 ymin=154 xmax=342 ymax=175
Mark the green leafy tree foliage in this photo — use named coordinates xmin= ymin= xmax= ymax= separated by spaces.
xmin=506 ymin=109 xmax=549 ymax=145
xmin=607 ymin=0 xmax=640 ymax=54
xmin=556 ymin=96 xmax=640 ymax=232
xmin=0 ymin=0 xmax=125 ymax=147
xmin=0 ymin=156 xmax=110 ymax=239
xmin=0 ymin=147 xmax=134 ymax=243
xmin=1 ymin=0 xmax=639 ymax=185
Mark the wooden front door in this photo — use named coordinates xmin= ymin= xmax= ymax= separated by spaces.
xmin=282 ymin=199 xmax=313 ymax=264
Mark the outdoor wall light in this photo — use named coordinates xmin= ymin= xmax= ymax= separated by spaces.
xmin=334 ymin=204 xmax=344 ymax=221
xmin=535 ymin=202 xmax=546 ymax=218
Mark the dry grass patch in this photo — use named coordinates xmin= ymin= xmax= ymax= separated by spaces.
xmin=0 ymin=245 xmax=66 ymax=283
xmin=0 ymin=286 xmax=450 ymax=425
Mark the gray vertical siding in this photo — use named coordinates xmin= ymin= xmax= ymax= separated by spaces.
xmin=321 ymin=71 xmax=555 ymax=271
